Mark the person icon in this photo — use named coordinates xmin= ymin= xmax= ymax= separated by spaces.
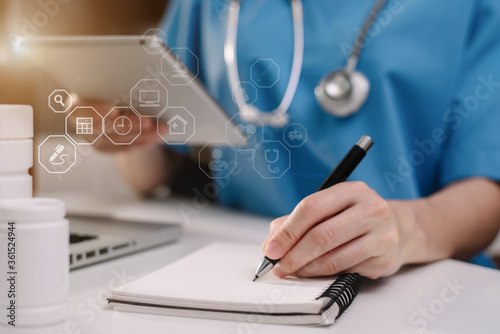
xmin=208 ymin=149 xmax=229 ymax=172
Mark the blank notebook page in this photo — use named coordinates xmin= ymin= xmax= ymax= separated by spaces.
xmin=111 ymin=242 xmax=336 ymax=314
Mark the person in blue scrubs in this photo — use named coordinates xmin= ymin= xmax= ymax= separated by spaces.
xmin=109 ymin=0 xmax=500 ymax=279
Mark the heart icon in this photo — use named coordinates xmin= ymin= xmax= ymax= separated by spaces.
xmin=235 ymin=124 xmax=257 ymax=139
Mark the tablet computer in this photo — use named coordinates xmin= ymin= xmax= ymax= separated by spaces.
xmin=21 ymin=35 xmax=246 ymax=146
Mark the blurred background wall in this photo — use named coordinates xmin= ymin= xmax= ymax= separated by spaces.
xmin=0 ymin=0 xmax=168 ymax=196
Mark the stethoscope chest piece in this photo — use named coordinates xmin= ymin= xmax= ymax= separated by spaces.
xmin=315 ymin=70 xmax=370 ymax=118
xmin=226 ymin=0 xmax=387 ymax=124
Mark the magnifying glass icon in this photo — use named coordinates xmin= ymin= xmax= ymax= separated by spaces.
xmin=54 ymin=95 xmax=65 ymax=107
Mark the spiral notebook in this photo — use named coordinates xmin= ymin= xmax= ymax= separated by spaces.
xmin=108 ymin=243 xmax=365 ymax=325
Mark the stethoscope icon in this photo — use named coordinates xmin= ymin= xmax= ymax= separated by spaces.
xmin=264 ymin=148 xmax=280 ymax=174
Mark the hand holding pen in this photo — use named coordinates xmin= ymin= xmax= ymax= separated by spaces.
xmin=255 ymin=135 xmax=410 ymax=281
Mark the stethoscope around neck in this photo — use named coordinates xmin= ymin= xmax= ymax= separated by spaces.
xmin=224 ymin=0 xmax=388 ymax=127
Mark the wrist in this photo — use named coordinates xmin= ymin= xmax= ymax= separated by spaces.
xmin=389 ymin=199 xmax=432 ymax=265
xmin=392 ymin=197 xmax=460 ymax=265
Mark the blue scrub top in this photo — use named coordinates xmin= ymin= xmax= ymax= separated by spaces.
xmin=160 ymin=0 xmax=500 ymax=218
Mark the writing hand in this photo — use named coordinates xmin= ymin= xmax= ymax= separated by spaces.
xmin=262 ymin=181 xmax=410 ymax=280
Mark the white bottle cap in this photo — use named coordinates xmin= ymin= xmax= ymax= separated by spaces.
xmin=0 ymin=174 xmax=32 ymax=200
xmin=0 ymin=139 xmax=33 ymax=174
xmin=0 ymin=198 xmax=68 ymax=328
xmin=0 ymin=105 xmax=34 ymax=140
xmin=0 ymin=197 xmax=65 ymax=221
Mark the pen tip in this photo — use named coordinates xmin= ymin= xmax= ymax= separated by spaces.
xmin=253 ymin=276 xmax=258 ymax=282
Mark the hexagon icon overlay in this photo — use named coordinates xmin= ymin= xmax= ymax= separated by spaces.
xmin=141 ymin=28 xmax=167 ymax=55
xmin=104 ymin=107 xmax=142 ymax=145
xmin=162 ymin=47 xmax=199 ymax=86
xmin=49 ymin=89 xmax=72 ymax=113
xmin=250 ymin=58 xmax=280 ymax=88
xmin=199 ymin=142 xmax=237 ymax=179
xmin=65 ymin=107 xmax=103 ymax=145
xmin=252 ymin=141 xmax=291 ymax=179
xmin=283 ymin=123 xmax=308 ymax=148
xmin=158 ymin=107 xmax=195 ymax=145
xmin=225 ymin=113 xmax=264 ymax=152
xmin=130 ymin=79 xmax=168 ymax=117
xmin=232 ymin=81 xmax=257 ymax=107
xmin=38 ymin=135 xmax=77 ymax=174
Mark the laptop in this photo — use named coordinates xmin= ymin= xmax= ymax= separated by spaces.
xmin=68 ymin=216 xmax=182 ymax=270
xmin=43 ymin=192 xmax=184 ymax=270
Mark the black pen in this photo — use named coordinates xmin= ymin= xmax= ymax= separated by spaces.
xmin=253 ymin=135 xmax=374 ymax=281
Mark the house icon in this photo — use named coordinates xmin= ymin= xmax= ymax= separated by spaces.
xmin=167 ymin=115 xmax=188 ymax=135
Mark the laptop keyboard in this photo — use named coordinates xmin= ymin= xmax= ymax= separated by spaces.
xmin=70 ymin=233 xmax=98 ymax=244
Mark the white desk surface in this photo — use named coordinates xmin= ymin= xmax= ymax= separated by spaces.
xmin=49 ymin=194 xmax=500 ymax=334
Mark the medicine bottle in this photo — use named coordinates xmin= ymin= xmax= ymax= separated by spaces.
xmin=0 ymin=105 xmax=34 ymax=199
xmin=0 ymin=198 xmax=68 ymax=331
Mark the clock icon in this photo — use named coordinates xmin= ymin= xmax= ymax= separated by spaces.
xmin=113 ymin=116 xmax=133 ymax=136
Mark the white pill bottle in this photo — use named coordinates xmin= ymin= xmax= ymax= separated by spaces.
xmin=0 ymin=105 xmax=34 ymax=199
xmin=0 ymin=198 xmax=69 ymax=333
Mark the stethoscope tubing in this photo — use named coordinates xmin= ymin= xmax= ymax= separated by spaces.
xmin=224 ymin=0 xmax=388 ymax=125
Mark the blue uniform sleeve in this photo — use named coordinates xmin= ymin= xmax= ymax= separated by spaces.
xmin=159 ymin=0 xmax=203 ymax=153
xmin=160 ymin=0 xmax=202 ymax=74
xmin=440 ymin=0 xmax=500 ymax=187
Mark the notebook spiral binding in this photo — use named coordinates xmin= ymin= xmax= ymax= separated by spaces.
xmin=316 ymin=273 xmax=366 ymax=318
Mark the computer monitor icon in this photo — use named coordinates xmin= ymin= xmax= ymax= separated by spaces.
xmin=139 ymin=90 xmax=160 ymax=107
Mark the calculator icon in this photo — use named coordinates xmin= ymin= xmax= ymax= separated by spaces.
xmin=76 ymin=117 xmax=93 ymax=135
